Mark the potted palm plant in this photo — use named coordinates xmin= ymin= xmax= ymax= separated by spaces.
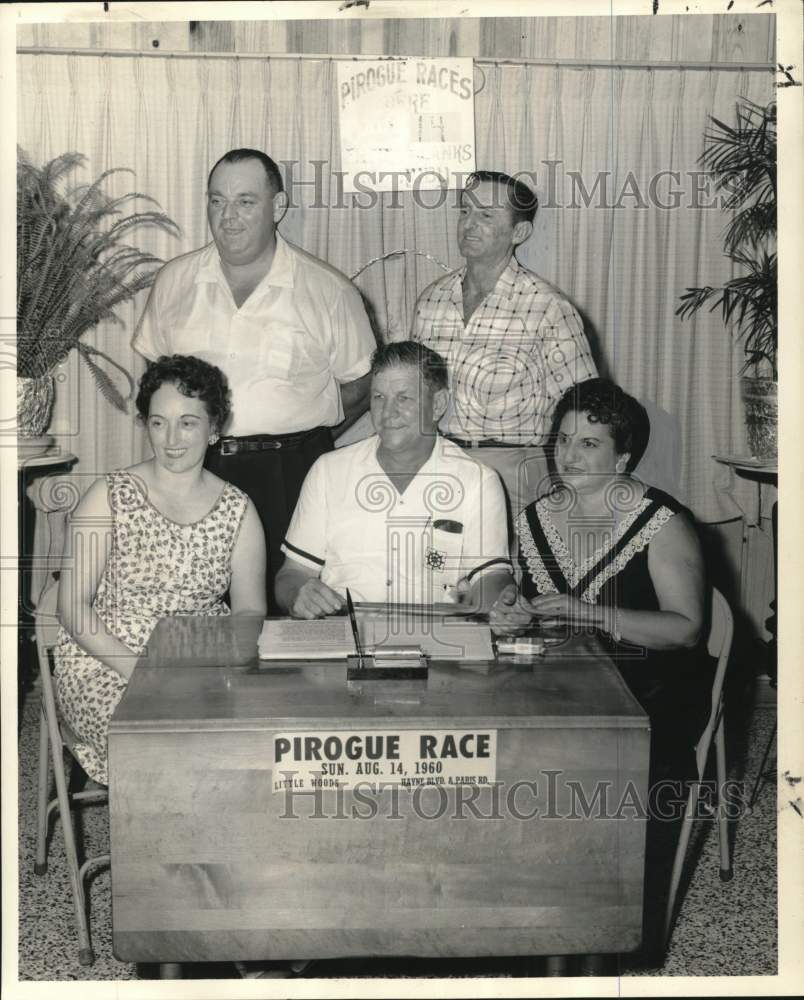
xmin=677 ymin=98 xmax=777 ymax=459
xmin=17 ymin=149 xmax=179 ymax=453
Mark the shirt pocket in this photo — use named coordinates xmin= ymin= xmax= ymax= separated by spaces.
xmin=258 ymin=335 xmax=297 ymax=380
xmin=427 ymin=320 xmax=463 ymax=361
xmin=293 ymin=332 xmax=330 ymax=379
xmin=254 ymin=321 xmax=328 ymax=382
xmin=426 ymin=521 xmax=465 ymax=599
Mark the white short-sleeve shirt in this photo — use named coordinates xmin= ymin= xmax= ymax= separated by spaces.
xmin=132 ymin=235 xmax=375 ymax=436
xmin=281 ymin=435 xmax=512 ymax=604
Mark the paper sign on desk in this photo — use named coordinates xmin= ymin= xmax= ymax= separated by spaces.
xmin=272 ymin=728 xmax=498 ymax=791
xmin=258 ymin=615 xmax=494 ymax=661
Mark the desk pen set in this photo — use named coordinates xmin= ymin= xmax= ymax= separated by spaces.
xmin=345 ymin=589 xmax=429 ymax=680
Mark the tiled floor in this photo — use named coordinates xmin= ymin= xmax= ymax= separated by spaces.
xmin=16 ymin=682 xmax=777 ymax=983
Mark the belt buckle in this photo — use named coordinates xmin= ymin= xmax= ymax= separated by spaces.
xmin=220 ymin=439 xmax=238 ymax=456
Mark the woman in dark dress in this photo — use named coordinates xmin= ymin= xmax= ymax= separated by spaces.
xmin=490 ymin=377 xmax=714 ymax=968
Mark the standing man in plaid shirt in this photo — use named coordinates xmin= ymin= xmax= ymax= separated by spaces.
xmin=412 ymin=170 xmax=597 ymax=521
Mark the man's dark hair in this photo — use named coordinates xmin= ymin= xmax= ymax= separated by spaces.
xmin=463 ymin=170 xmax=538 ymax=225
xmin=370 ymin=341 xmax=449 ymax=396
xmin=550 ymin=377 xmax=650 ymax=473
xmin=208 ymin=148 xmax=284 ymax=194
xmin=136 ymin=354 xmax=231 ymax=433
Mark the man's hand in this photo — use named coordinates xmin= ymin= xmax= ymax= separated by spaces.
xmin=334 ymin=372 xmax=371 ymax=436
xmin=454 ymin=577 xmax=473 ymax=606
xmin=290 ymin=579 xmax=345 ymax=619
xmin=488 ymin=582 xmax=535 ymax=636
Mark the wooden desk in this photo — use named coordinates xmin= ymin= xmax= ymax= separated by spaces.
xmin=109 ymin=616 xmax=649 ymax=964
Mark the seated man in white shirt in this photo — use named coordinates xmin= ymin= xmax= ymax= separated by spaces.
xmin=275 ymin=341 xmax=513 ymax=618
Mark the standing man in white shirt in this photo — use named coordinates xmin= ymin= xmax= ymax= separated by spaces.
xmin=133 ymin=149 xmax=376 ymax=609
xmin=412 ymin=170 xmax=597 ymax=522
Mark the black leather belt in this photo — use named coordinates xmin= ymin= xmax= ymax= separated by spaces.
xmin=218 ymin=427 xmax=328 ymax=456
xmin=444 ymin=435 xmax=517 ymax=449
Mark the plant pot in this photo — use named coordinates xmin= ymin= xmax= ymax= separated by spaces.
xmin=740 ymin=376 xmax=777 ymax=460
xmin=17 ymin=373 xmax=55 ymax=438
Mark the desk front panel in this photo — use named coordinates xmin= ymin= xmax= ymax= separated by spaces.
xmin=110 ymin=707 xmax=648 ymax=961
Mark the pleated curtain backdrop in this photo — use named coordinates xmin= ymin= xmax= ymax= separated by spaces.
xmin=17 ymin=51 xmax=774 ymax=521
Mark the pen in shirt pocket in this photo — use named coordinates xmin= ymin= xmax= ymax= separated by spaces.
xmin=432 ymin=519 xmax=463 ymax=534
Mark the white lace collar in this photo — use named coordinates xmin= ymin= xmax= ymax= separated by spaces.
xmin=516 ymin=491 xmax=676 ymax=604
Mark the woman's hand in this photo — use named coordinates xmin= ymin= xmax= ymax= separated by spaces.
xmin=455 ymin=571 xmax=519 ymax=615
xmin=488 ymin=583 xmax=536 ymax=636
xmin=528 ymin=593 xmax=602 ymax=627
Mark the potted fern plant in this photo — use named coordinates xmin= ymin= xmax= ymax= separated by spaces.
xmin=17 ymin=149 xmax=179 ymax=453
xmin=677 ymin=98 xmax=777 ymax=459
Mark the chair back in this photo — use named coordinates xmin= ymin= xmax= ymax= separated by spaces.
xmin=663 ymin=586 xmax=735 ymax=948
xmin=33 ymin=575 xmax=110 ymax=968
xmin=34 ymin=577 xmax=61 ymax=653
xmin=696 ymin=587 xmax=734 ymax=777
xmin=34 ymin=578 xmax=77 ymax=751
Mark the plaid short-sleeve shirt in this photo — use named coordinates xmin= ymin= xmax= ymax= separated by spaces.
xmin=412 ymin=257 xmax=597 ymax=445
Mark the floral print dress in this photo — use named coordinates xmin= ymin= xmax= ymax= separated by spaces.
xmin=53 ymin=470 xmax=248 ymax=784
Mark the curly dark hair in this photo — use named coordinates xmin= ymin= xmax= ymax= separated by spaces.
xmin=135 ymin=355 xmax=231 ymax=432
xmin=369 ymin=340 xmax=449 ymax=395
xmin=550 ymin=377 xmax=650 ymax=473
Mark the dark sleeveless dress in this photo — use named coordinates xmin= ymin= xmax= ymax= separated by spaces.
xmin=516 ymin=482 xmax=716 ymax=963
xmin=515 ymin=484 xmax=714 ymax=785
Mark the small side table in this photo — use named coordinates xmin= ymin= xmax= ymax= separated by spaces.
xmin=713 ymin=454 xmax=777 ymax=806
xmin=17 ymin=448 xmax=78 ymax=714
xmin=712 ymin=453 xmax=777 ymax=665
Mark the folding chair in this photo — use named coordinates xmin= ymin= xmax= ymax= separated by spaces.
xmin=662 ymin=587 xmax=734 ymax=947
xmin=33 ymin=577 xmax=110 ymax=966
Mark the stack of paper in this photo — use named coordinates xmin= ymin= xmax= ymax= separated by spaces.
xmin=257 ymin=612 xmax=494 ymax=662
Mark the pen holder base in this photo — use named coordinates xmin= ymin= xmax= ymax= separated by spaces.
xmin=346 ymin=650 xmax=428 ymax=681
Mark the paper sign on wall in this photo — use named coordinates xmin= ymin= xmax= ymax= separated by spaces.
xmin=273 ymin=729 xmax=497 ymax=791
xmin=336 ymin=58 xmax=476 ymax=193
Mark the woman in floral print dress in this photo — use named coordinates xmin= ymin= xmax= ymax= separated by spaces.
xmin=54 ymin=355 xmax=266 ymax=785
